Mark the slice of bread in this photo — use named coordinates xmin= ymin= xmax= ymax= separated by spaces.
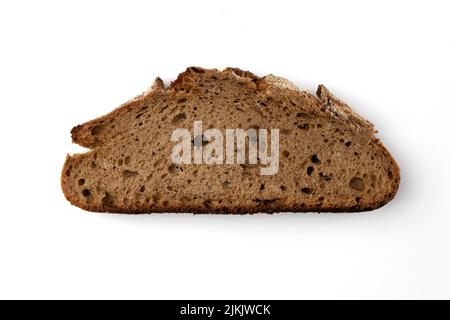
xmin=61 ymin=67 xmax=400 ymax=213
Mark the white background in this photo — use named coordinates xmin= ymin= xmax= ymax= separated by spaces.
xmin=0 ymin=0 xmax=449 ymax=299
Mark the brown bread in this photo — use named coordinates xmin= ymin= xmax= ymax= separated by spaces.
xmin=61 ymin=67 xmax=400 ymax=213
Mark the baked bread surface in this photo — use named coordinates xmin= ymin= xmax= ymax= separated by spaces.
xmin=62 ymin=67 xmax=400 ymax=213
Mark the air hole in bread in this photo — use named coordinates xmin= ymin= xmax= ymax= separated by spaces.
xmin=123 ymin=170 xmax=138 ymax=178
xmin=140 ymin=186 xmax=145 ymax=192
xmin=370 ymin=175 xmax=377 ymax=188
xmin=257 ymin=100 xmax=267 ymax=107
xmin=349 ymin=177 xmax=365 ymax=191
xmin=152 ymin=193 xmax=161 ymax=203
xmin=203 ymin=199 xmax=212 ymax=208
xmin=298 ymin=123 xmax=309 ymax=130
xmin=311 ymin=154 xmax=320 ymax=164
xmin=172 ymin=113 xmax=187 ymax=124
xmin=282 ymin=150 xmax=290 ymax=158
xmin=259 ymin=184 xmax=265 ymax=191
xmin=102 ymin=192 xmax=115 ymax=207
xmin=82 ymin=189 xmax=90 ymax=197
xmin=78 ymin=179 xmax=85 ymax=186
xmin=280 ymin=185 xmax=287 ymax=191
xmin=301 ymin=187 xmax=314 ymax=194
xmin=319 ymin=172 xmax=332 ymax=181
xmin=159 ymin=105 xmax=168 ymax=113
xmin=307 ymin=166 xmax=314 ymax=175
xmin=222 ymin=180 xmax=231 ymax=188
xmin=90 ymin=125 xmax=103 ymax=135
xmin=388 ymin=170 xmax=393 ymax=180
xmin=345 ymin=141 xmax=352 ymax=147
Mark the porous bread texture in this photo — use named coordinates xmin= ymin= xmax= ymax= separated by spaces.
xmin=62 ymin=67 xmax=400 ymax=213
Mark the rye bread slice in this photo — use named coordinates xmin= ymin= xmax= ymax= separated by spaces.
xmin=61 ymin=67 xmax=400 ymax=213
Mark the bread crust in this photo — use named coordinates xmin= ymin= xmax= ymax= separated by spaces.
xmin=62 ymin=67 xmax=400 ymax=214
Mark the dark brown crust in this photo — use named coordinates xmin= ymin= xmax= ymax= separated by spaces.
xmin=62 ymin=66 xmax=400 ymax=214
